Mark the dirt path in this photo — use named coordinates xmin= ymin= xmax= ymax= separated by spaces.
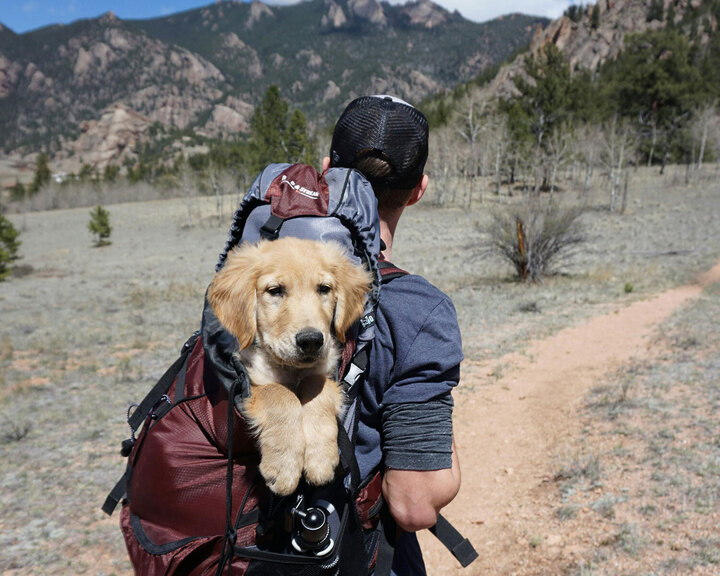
xmin=419 ymin=261 xmax=720 ymax=575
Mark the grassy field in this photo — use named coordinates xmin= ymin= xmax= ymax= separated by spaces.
xmin=1 ymin=165 xmax=719 ymax=574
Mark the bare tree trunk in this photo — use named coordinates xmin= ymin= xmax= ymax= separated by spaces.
xmin=209 ymin=163 xmax=223 ymax=226
xmin=611 ymin=134 xmax=626 ymax=213
xmin=180 ymin=164 xmax=194 ymax=228
xmin=697 ymin=120 xmax=708 ymax=172
xmin=648 ymin=122 xmax=656 ymax=168
xmin=620 ymin=168 xmax=629 ymax=215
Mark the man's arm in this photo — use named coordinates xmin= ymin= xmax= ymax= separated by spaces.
xmin=382 ymin=438 xmax=461 ymax=532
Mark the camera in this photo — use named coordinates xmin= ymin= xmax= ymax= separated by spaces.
xmin=288 ymin=495 xmax=335 ymax=557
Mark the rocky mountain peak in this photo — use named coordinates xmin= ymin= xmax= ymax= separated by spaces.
xmin=347 ymin=0 xmax=387 ymax=26
xmin=98 ymin=11 xmax=119 ymax=26
xmin=527 ymin=0 xmax=692 ymax=72
xmin=321 ymin=1 xmax=348 ymax=29
xmin=246 ymin=1 xmax=274 ymax=29
xmin=400 ymin=0 xmax=450 ymax=28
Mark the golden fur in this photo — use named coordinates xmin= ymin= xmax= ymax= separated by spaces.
xmin=207 ymin=237 xmax=372 ymax=495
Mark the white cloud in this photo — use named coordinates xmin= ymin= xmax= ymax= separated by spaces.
xmin=263 ymin=0 xmax=572 ymax=24
xmin=382 ymin=0 xmax=572 ymax=22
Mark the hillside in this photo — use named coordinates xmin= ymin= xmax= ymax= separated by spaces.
xmin=0 ymin=0 xmax=547 ymax=161
xmin=489 ymin=0 xmax=720 ymax=98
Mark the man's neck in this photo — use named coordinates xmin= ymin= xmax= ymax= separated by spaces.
xmin=378 ymin=207 xmax=403 ymax=262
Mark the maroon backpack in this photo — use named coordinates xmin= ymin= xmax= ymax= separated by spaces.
xmin=103 ymin=164 xmax=477 ymax=575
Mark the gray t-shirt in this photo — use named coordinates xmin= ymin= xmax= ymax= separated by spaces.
xmin=355 ymin=271 xmax=462 ymax=575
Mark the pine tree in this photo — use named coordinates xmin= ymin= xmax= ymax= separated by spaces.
xmin=506 ymin=44 xmax=573 ymax=149
xmin=249 ymin=85 xmax=290 ymax=171
xmin=647 ymin=0 xmax=664 ymax=22
xmin=30 ymin=153 xmax=51 ymax=193
xmin=10 ymin=180 xmax=25 ymax=201
xmin=286 ymin=109 xmax=317 ymax=166
xmin=248 ymin=85 xmax=317 ymax=172
xmin=608 ymin=29 xmax=702 ymax=165
xmin=88 ymin=205 xmax=112 ymax=247
xmin=0 ymin=213 xmax=21 ymax=281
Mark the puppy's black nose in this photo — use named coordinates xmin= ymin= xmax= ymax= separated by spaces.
xmin=296 ymin=329 xmax=324 ymax=356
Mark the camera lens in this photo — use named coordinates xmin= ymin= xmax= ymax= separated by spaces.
xmin=300 ymin=508 xmax=329 ymax=545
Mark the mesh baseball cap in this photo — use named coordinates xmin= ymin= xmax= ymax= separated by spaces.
xmin=330 ymin=95 xmax=429 ymax=190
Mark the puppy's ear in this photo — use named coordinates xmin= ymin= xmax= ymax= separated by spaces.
xmin=208 ymin=245 xmax=258 ymax=349
xmin=332 ymin=256 xmax=372 ymax=343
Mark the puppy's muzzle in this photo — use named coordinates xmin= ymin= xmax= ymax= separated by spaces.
xmin=296 ymin=328 xmax=324 ymax=358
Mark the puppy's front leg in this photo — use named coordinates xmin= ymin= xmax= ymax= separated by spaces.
xmin=298 ymin=376 xmax=344 ymax=486
xmin=243 ymin=383 xmax=305 ymax=496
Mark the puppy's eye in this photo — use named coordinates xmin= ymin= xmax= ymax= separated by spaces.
xmin=266 ymin=285 xmax=284 ymax=297
xmin=317 ymin=284 xmax=332 ymax=295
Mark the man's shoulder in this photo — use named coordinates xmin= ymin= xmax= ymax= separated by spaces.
xmin=378 ymin=270 xmax=457 ymax=329
xmin=381 ymin=270 xmax=450 ymax=305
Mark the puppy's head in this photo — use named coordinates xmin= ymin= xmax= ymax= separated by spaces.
xmin=208 ymin=237 xmax=372 ymax=368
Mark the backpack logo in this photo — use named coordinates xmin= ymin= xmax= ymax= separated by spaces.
xmin=281 ymin=174 xmax=320 ymax=200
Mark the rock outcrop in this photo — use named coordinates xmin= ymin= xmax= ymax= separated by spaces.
xmin=399 ymin=0 xmax=450 ymax=28
xmin=58 ymin=104 xmax=153 ymax=170
xmin=348 ymin=0 xmax=387 ymax=26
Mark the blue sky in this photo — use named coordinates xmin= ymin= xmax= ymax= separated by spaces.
xmin=1 ymin=0 xmax=573 ymax=33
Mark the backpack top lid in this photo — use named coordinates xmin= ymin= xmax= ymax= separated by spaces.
xmin=203 ymin=163 xmax=382 ymax=400
xmin=216 ymin=163 xmax=380 ymax=284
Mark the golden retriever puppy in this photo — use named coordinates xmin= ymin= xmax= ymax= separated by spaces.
xmin=208 ymin=237 xmax=372 ymax=495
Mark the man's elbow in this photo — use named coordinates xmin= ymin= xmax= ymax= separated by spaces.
xmin=387 ymin=500 xmax=439 ymax=533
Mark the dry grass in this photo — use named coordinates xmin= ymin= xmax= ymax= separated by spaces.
xmin=0 ymin=166 xmax=719 ymax=574
xmin=550 ymin=284 xmax=720 ymax=574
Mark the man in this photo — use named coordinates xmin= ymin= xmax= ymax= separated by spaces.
xmin=113 ymin=94 xmax=462 ymax=576
xmin=324 ymin=95 xmax=463 ymax=574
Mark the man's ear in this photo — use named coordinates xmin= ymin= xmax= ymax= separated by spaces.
xmin=406 ymin=174 xmax=429 ymax=207
xmin=322 ymin=157 xmax=331 ymax=172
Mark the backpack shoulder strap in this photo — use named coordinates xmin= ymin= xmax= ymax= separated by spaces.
xmin=378 ymin=260 xmax=408 ymax=284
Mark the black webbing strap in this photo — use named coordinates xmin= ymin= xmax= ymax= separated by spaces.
xmin=216 ymin=361 xmax=250 ymax=576
xmin=102 ymin=468 xmax=130 ymax=516
xmin=127 ymin=333 xmax=199 ymax=432
xmin=430 ymin=514 xmax=479 ymax=567
xmin=374 ymin=514 xmax=396 ymax=576
xmin=378 ymin=260 xmax=408 ymax=284
xmin=260 ymin=214 xmax=284 ymax=240
xmin=337 ymin=416 xmax=361 ymax=490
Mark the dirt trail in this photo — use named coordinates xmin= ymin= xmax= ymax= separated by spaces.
xmin=420 ymin=261 xmax=720 ymax=575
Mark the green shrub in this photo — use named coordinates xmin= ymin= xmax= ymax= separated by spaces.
xmin=0 ymin=213 xmax=21 ymax=281
xmin=88 ymin=205 xmax=112 ymax=247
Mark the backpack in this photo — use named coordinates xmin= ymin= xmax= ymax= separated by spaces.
xmin=103 ymin=163 xmax=477 ymax=575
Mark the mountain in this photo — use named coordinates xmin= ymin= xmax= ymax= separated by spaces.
xmin=0 ymin=0 xmax=547 ymax=162
xmin=489 ymin=0 xmax=719 ymax=98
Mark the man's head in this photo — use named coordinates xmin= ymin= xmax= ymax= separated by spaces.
xmin=329 ymin=95 xmax=429 ymax=209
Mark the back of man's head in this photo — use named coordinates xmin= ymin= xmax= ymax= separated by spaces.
xmin=330 ymin=95 xmax=429 ymax=209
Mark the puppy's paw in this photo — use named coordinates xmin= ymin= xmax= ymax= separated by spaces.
xmin=261 ymin=459 xmax=303 ymax=496
xmin=303 ymin=441 xmax=340 ymax=487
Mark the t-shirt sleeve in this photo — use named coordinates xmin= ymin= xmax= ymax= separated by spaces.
xmin=378 ymin=281 xmax=463 ymax=470
xmin=381 ymin=294 xmax=462 ymax=405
